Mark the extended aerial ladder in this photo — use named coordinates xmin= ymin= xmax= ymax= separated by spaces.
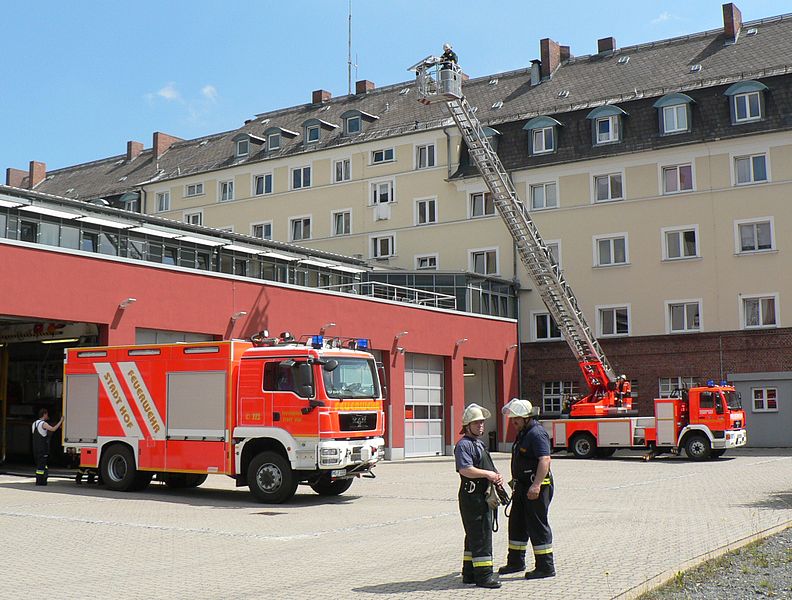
xmin=410 ymin=56 xmax=629 ymax=417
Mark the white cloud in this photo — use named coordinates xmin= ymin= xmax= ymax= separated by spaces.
xmin=157 ymin=82 xmax=182 ymax=102
xmin=201 ymin=85 xmax=218 ymax=102
xmin=651 ymin=11 xmax=675 ymax=25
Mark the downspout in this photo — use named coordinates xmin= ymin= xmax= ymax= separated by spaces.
xmin=443 ymin=127 xmax=454 ymax=179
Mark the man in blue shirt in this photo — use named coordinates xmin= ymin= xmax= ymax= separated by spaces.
xmin=498 ymin=398 xmax=556 ymax=579
xmin=454 ymin=403 xmax=502 ymax=588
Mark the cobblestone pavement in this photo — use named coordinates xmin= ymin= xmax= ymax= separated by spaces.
xmin=2 ymin=448 xmax=791 ymax=600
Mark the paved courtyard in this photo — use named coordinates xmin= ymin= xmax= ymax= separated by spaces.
xmin=2 ymin=448 xmax=792 ymax=600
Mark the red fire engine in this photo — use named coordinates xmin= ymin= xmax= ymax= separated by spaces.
xmin=62 ymin=332 xmax=385 ymax=502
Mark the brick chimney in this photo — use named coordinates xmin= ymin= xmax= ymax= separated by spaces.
xmin=598 ymin=37 xmax=616 ymax=54
xmin=153 ymin=131 xmax=182 ymax=161
xmin=5 ymin=168 xmax=27 ymax=187
xmin=312 ymin=89 xmax=332 ymax=104
xmin=28 ymin=161 xmax=46 ymax=189
xmin=540 ymin=38 xmax=561 ymax=79
xmin=127 ymin=140 xmax=144 ymax=162
xmin=723 ymin=3 xmax=742 ymax=40
xmin=355 ymin=80 xmax=375 ymax=95
xmin=560 ymin=45 xmax=572 ymax=62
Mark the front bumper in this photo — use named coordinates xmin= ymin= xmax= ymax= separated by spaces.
xmin=317 ymin=437 xmax=385 ymax=470
xmin=713 ymin=429 xmax=747 ymax=449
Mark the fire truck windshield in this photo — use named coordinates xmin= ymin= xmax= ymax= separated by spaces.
xmin=724 ymin=390 xmax=741 ymax=410
xmin=322 ymin=358 xmax=380 ymax=399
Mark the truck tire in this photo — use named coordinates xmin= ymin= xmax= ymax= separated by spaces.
xmin=310 ymin=476 xmax=354 ymax=496
xmin=711 ymin=449 xmax=726 ymax=458
xmin=247 ymin=451 xmax=298 ymax=503
xmin=162 ymin=473 xmax=208 ymax=488
xmin=100 ymin=445 xmax=151 ymax=492
xmin=684 ymin=434 xmax=712 ymax=461
xmin=570 ymin=433 xmax=597 ymax=459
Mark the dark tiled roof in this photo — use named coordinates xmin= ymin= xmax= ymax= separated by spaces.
xmin=33 ymin=12 xmax=792 ymax=200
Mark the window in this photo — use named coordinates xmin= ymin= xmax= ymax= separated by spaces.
xmin=595 ymin=235 xmax=627 ymax=266
xmin=530 ymin=182 xmax=557 ymax=210
xmin=345 ymin=115 xmax=361 ymax=135
xmin=372 ymin=148 xmax=395 ymax=164
xmin=306 ymin=125 xmax=320 ymax=143
xmin=470 ymin=192 xmax=494 ymax=217
xmin=534 ymin=313 xmax=562 ymax=341
xmin=668 ymin=301 xmax=701 ymax=333
xmin=416 ymin=198 xmax=437 ymax=225
xmin=546 ymin=241 xmax=561 ymax=267
xmin=416 ymin=254 xmax=438 ymax=270
xmin=734 ymin=91 xmax=762 ymax=122
xmin=470 ymin=248 xmax=498 ymax=275
xmin=333 ymin=158 xmax=351 ymax=183
xmin=253 ymin=173 xmax=273 ymax=196
xmin=532 ymin=127 xmax=555 ymax=154
xmin=662 ymin=164 xmax=693 ymax=194
xmin=251 ymin=222 xmax=272 ymax=240
xmin=594 ymin=173 xmax=623 ymax=202
xmin=735 ymin=154 xmax=768 ymax=185
xmin=662 ymin=105 xmax=688 ymax=133
xmin=263 ymin=361 xmax=314 ymax=398
xmin=155 ymin=191 xmax=170 ymax=212
xmin=659 ymin=376 xmax=696 ymax=398
xmin=737 ymin=219 xmax=773 ymax=253
xmin=185 ymin=183 xmax=204 ymax=197
xmin=184 ymin=211 xmax=202 ymax=226
xmin=267 ymin=133 xmax=281 ymax=151
xmin=542 ymin=381 xmax=578 ymax=414
xmin=81 ymin=231 xmax=99 ymax=252
xmin=290 ymin=217 xmax=311 ymax=241
xmin=742 ymin=295 xmax=777 ymax=329
xmin=236 ymin=139 xmax=249 ymax=157
xmin=596 ymin=116 xmax=619 ymax=144
xmin=752 ymin=387 xmax=778 ymax=413
xmin=416 ymin=144 xmax=435 ymax=169
xmin=371 ymin=181 xmax=393 ymax=204
xmin=19 ymin=220 xmax=37 ymax=243
xmin=598 ymin=306 xmax=630 ymax=336
xmin=219 ymin=180 xmax=234 ymax=202
xmin=292 ymin=166 xmax=311 ymax=189
xmin=371 ymin=235 xmax=395 ymax=258
xmin=663 ymin=226 xmax=698 ymax=260
xmin=332 ymin=210 xmax=351 ymax=236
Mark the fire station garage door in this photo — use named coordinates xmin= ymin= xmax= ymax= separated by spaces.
xmin=404 ymin=354 xmax=444 ymax=457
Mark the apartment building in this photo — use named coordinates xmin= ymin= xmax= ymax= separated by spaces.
xmin=7 ymin=3 xmax=791 ymax=445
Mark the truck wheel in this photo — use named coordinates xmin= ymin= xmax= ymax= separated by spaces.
xmin=162 ymin=473 xmax=208 ymax=488
xmin=247 ymin=451 xmax=297 ymax=503
xmin=570 ymin=433 xmax=597 ymax=459
xmin=684 ymin=434 xmax=712 ymax=461
xmin=310 ymin=477 xmax=354 ymax=496
xmin=100 ymin=445 xmax=150 ymax=492
xmin=596 ymin=448 xmax=616 ymax=458
xmin=711 ymin=449 xmax=726 ymax=458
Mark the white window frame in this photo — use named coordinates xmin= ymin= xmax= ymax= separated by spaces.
xmin=155 ymin=191 xmax=170 ymax=212
xmin=253 ymin=173 xmax=273 ymax=196
xmin=469 ymin=247 xmax=499 ymax=276
xmin=662 ymin=104 xmax=688 ymax=134
xmin=595 ymin=115 xmax=620 ymax=144
xmin=530 ymin=181 xmax=558 ymax=210
xmin=532 ymin=311 xmax=562 ymax=342
xmin=291 ymin=165 xmax=312 ymax=190
xmin=415 ymin=253 xmax=439 ymax=270
xmin=219 ymin=180 xmax=234 ymax=202
xmin=734 ymin=91 xmax=762 ymax=123
xmin=545 ymin=239 xmax=562 ymax=268
xmin=289 ymin=215 xmax=312 ymax=242
xmin=665 ymin=299 xmax=702 ymax=333
xmin=751 ymin=387 xmax=778 ymax=413
xmin=415 ymin=143 xmax=436 ymax=169
xmin=345 ymin=115 xmax=361 ymax=135
xmin=596 ymin=304 xmax=631 ymax=337
xmin=734 ymin=217 xmax=774 ymax=254
xmin=662 ymin=225 xmax=699 ymax=261
xmin=469 ymin=191 xmax=494 ymax=218
xmin=661 ymin=163 xmax=694 ymax=194
xmin=542 ymin=381 xmax=578 ymax=414
xmin=306 ymin=124 xmax=320 ymax=144
xmin=331 ymin=209 xmax=352 ymax=236
xmin=658 ymin=376 xmax=696 ymax=398
xmin=370 ymin=180 xmax=394 ymax=205
xmin=734 ymin=153 xmax=769 ymax=185
xmin=183 ymin=210 xmax=203 ymax=226
xmin=333 ymin=158 xmax=351 ymax=183
xmin=593 ymin=233 xmax=629 ymax=267
xmin=184 ymin=182 xmax=204 ymax=197
xmin=251 ymin=221 xmax=273 ymax=241
xmin=370 ymin=234 xmax=396 ymax=259
xmin=372 ymin=148 xmax=395 ymax=164
xmin=415 ymin=197 xmax=437 ymax=226
xmin=593 ymin=172 xmax=624 ymax=203
xmin=267 ymin=132 xmax=281 ymax=151
xmin=236 ymin=139 xmax=249 ymax=157
xmin=740 ymin=293 xmax=778 ymax=330
xmin=531 ymin=127 xmax=555 ymax=154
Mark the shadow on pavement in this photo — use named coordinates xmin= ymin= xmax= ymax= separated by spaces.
xmin=353 ymin=573 xmax=465 ymax=593
xmin=743 ymin=492 xmax=792 ymax=511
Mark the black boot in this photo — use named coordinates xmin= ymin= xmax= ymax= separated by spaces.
xmin=462 ymin=565 xmax=475 ymax=584
xmin=525 ymin=553 xmax=555 ymax=579
xmin=475 ymin=573 xmax=501 ymax=589
xmin=498 ymin=563 xmax=525 ymax=574
xmin=498 ymin=549 xmax=526 ymax=574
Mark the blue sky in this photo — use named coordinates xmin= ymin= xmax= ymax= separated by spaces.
xmin=2 ymin=0 xmax=789 ymax=172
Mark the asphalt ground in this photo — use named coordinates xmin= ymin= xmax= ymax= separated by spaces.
xmin=2 ymin=448 xmax=791 ymax=600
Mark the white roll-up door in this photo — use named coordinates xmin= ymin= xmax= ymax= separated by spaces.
xmin=404 ymin=353 xmax=444 ymax=457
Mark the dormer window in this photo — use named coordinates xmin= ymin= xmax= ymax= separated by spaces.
xmin=653 ymin=93 xmax=694 ymax=135
xmin=724 ymin=80 xmax=767 ymax=124
xmin=231 ymin=132 xmax=265 ymax=158
xmin=523 ymin=116 xmax=562 ymax=155
xmin=340 ymin=109 xmax=379 ymax=137
xmin=267 ymin=133 xmax=281 ymax=151
xmin=236 ymin=139 xmax=249 ymax=157
xmin=300 ymin=118 xmax=338 ymax=146
xmin=306 ymin=125 xmax=320 ymax=143
xmin=586 ymin=105 xmax=626 ymax=146
xmin=346 ymin=115 xmax=361 ymax=135
xmin=262 ymin=126 xmax=299 ymax=153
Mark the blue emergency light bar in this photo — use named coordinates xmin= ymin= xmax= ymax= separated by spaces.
xmin=356 ymin=338 xmax=369 ymax=350
xmin=311 ymin=335 xmax=323 ymax=349
xmin=706 ymin=379 xmax=715 ymax=387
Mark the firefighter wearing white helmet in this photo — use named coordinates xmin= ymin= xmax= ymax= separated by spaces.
xmin=454 ymin=403 xmax=503 ymax=589
xmin=441 ymin=42 xmax=458 ymax=70
xmin=498 ymin=398 xmax=556 ymax=580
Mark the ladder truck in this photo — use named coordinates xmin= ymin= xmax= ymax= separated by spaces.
xmin=410 ymin=56 xmax=747 ymax=460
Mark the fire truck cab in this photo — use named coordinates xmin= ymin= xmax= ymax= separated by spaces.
xmin=62 ymin=334 xmax=386 ymax=503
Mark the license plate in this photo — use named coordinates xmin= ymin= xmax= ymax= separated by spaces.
xmin=331 ymin=469 xmax=347 ymax=478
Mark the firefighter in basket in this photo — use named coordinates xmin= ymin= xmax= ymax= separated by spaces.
xmin=454 ymin=403 xmax=503 ymax=589
xmin=498 ymin=398 xmax=556 ymax=580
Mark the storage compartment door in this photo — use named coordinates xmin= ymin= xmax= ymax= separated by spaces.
xmin=64 ymin=374 xmax=99 ymax=444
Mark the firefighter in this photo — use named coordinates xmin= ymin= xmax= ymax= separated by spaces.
xmin=498 ymin=398 xmax=556 ymax=579
xmin=31 ymin=408 xmax=63 ymax=486
xmin=454 ymin=403 xmax=502 ymax=589
xmin=616 ymin=374 xmax=631 ymax=408
xmin=441 ymin=42 xmax=458 ymax=70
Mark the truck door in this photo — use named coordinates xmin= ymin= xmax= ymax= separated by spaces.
xmin=263 ymin=360 xmax=320 ymax=436
xmin=691 ymin=390 xmax=723 ymax=434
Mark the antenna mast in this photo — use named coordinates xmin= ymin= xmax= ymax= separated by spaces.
xmin=347 ymin=0 xmax=352 ymax=94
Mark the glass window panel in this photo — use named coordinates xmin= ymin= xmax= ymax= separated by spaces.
xmin=39 ymin=221 xmax=60 ymax=246
xmin=752 ymin=156 xmax=767 ymax=181
xmin=683 ymin=230 xmax=697 ymax=256
xmin=679 ymin=165 xmax=693 ymax=190
xmin=756 ymin=222 xmax=771 ymax=249
xmin=613 ymin=238 xmax=626 ymax=263
xmin=667 ymin=231 xmax=680 ymax=258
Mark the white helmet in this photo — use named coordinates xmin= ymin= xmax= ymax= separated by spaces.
xmin=443 ymin=42 xmax=452 ymax=51
xmin=461 ymin=403 xmax=491 ymax=426
xmin=502 ymin=398 xmax=540 ymax=418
